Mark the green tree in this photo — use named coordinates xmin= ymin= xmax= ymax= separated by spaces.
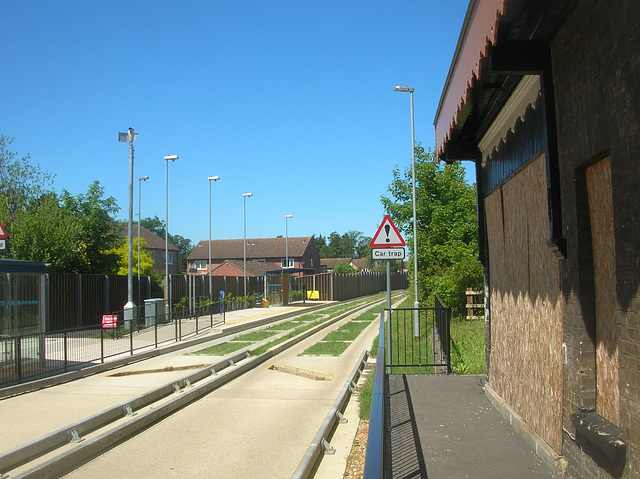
xmin=0 ymin=136 xmax=54 ymax=245
xmin=59 ymin=181 xmax=122 ymax=273
xmin=140 ymin=216 xmax=193 ymax=269
xmin=140 ymin=215 xmax=165 ymax=237
xmin=106 ymin=236 xmax=154 ymax=275
xmin=316 ymin=231 xmax=369 ymax=259
xmin=332 ymin=261 xmax=356 ymax=274
xmin=9 ymin=192 xmax=84 ymax=271
xmin=381 ymin=144 xmax=482 ymax=312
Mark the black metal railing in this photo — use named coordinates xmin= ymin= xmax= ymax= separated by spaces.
xmin=0 ymin=298 xmax=239 ymax=388
xmin=364 ymin=297 xmax=451 ymax=477
xmin=363 ymin=310 xmax=388 ymax=478
xmin=385 ymin=305 xmax=451 ymax=374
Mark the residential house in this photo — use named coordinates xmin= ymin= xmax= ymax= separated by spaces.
xmin=123 ymin=224 xmax=181 ymax=275
xmin=435 ymin=1 xmax=639 ymax=478
xmin=186 ymin=236 xmax=321 ymax=277
xmin=321 ymin=258 xmax=352 ymax=273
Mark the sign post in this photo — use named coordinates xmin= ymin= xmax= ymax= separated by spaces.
xmin=370 ymin=215 xmax=406 ymax=312
xmin=0 ymin=220 xmax=7 ymax=250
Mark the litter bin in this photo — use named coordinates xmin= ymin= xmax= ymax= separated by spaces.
xmin=144 ymin=298 xmax=165 ymax=327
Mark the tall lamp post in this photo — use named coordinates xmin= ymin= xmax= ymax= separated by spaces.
xmin=242 ymin=193 xmax=253 ymax=296
xmin=118 ymin=128 xmax=138 ymax=328
xmin=284 ymin=215 xmax=293 ymax=268
xmin=208 ymin=176 xmax=220 ymax=300
xmin=137 ymin=175 xmax=149 ymax=303
xmin=164 ymin=155 xmax=179 ymax=318
xmin=394 ymin=85 xmax=420 ymax=335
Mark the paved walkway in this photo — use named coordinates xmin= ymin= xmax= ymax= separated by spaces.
xmin=388 ymin=374 xmax=558 ymax=479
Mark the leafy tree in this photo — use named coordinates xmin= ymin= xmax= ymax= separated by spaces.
xmin=106 ymin=236 xmax=154 ymax=275
xmin=140 ymin=215 xmax=165 ymax=237
xmin=9 ymin=192 xmax=84 ymax=271
xmin=315 ymin=230 xmax=370 ymax=259
xmin=381 ymin=144 xmax=482 ymax=312
xmin=332 ymin=261 xmax=356 ymax=274
xmin=140 ymin=216 xmax=193 ymax=269
xmin=312 ymin=234 xmax=327 ymax=251
xmin=0 ymin=136 xmax=54 ymax=243
xmin=366 ymin=255 xmax=402 ymax=273
xmin=60 ymin=181 xmax=122 ymax=273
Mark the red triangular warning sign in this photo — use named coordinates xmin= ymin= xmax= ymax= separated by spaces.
xmin=370 ymin=215 xmax=405 ymax=247
xmin=0 ymin=220 xmax=7 ymax=239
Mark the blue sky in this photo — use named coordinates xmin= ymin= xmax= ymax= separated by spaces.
xmin=2 ymin=1 xmax=471 ymax=246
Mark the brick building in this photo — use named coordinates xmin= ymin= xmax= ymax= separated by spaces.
xmin=186 ymin=236 xmax=321 ymax=277
xmin=435 ymin=1 xmax=640 ymax=477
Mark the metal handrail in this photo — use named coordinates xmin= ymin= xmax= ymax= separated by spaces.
xmin=292 ymin=350 xmax=369 ymax=479
xmin=363 ymin=310 xmax=387 ymax=478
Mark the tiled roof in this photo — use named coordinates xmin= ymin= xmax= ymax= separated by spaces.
xmin=321 ymin=258 xmax=353 ymax=269
xmin=187 ymin=236 xmax=315 ymax=261
xmin=120 ymin=224 xmax=179 ymax=251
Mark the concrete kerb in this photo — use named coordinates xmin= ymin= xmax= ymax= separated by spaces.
xmin=292 ymin=350 xmax=369 ymax=479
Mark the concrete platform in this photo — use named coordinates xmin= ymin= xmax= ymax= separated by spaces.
xmin=388 ymin=374 xmax=559 ymax=478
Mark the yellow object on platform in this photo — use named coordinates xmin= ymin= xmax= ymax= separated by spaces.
xmin=262 ymin=298 xmax=269 ymax=308
xmin=307 ymin=290 xmax=319 ymax=300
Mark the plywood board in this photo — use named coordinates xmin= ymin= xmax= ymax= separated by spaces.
xmin=485 ymin=154 xmax=563 ymax=453
xmin=585 ymin=156 xmax=619 ymax=424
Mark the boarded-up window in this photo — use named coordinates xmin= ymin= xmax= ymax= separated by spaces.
xmin=585 ymin=156 xmax=619 ymax=424
xmin=484 ymin=154 xmax=563 ymax=453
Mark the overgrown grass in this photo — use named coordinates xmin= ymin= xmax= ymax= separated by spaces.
xmin=191 ymin=341 xmax=251 ymax=356
xmin=299 ymin=301 xmax=385 ymax=356
xmin=230 ymin=330 xmax=278 ymax=342
xmin=358 ymin=366 xmax=375 ymax=419
xmin=450 ymin=319 xmax=486 ymax=375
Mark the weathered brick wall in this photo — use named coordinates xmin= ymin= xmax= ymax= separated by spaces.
xmin=552 ymin=0 xmax=640 ymax=477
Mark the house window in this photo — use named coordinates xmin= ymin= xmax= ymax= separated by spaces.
xmin=167 ymin=252 xmax=173 ymax=265
xmin=194 ymin=260 xmax=208 ymax=270
xmin=150 ymin=252 xmax=156 ymax=264
xmin=310 ymin=258 xmax=314 ymax=267
xmin=281 ymin=258 xmax=294 ymax=268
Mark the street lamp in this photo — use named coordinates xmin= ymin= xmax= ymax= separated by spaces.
xmin=118 ymin=128 xmax=138 ymax=328
xmin=242 ymin=193 xmax=253 ymax=296
xmin=285 ymin=215 xmax=293 ymax=269
xmin=165 ymin=155 xmax=178 ymax=317
xmin=137 ymin=175 xmax=149 ymax=303
xmin=208 ymin=176 xmax=220 ymax=300
xmin=394 ymin=85 xmax=420 ymax=335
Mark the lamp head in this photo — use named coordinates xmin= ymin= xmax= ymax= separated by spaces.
xmin=208 ymin=176 xmax=220 ymax=181
xmin=243 ymin=192 xmax=253 ymax=197
xmin=394 ymin=86 xmax=414 ymax=93
xmin=285 ymin=215 xmax=293 ymax=219
xmin=139 ymin=175 xmax=149 ymax=181
xmin=164 ymin=155 xmax=179 ymax=161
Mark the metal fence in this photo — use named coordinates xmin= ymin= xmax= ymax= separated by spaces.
xmin=295 ymin=271 xmax=408 ymax=302
xmin=0 ymin=298 xmax=237 ymax=388
xmin=364 ymin=296 xmax=451 ymax=477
